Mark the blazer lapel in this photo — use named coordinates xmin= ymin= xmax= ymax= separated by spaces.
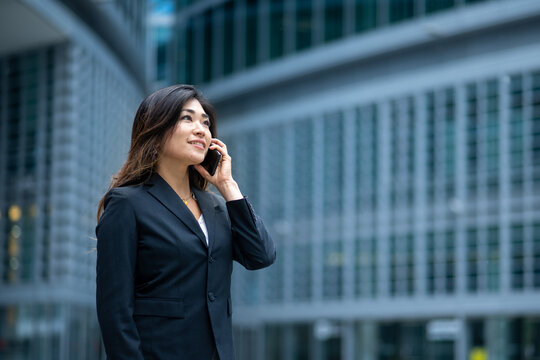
xmin=145 ymin=173 xmax=207 ymax=246
xmin=193 ymin=187 xmax=219 ymax=251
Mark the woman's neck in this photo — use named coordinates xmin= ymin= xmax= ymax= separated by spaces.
xmin=156 ymin=159 xmax=191 ymax=198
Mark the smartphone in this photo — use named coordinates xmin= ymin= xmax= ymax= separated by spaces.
xmin=200 ymin=149 xmax=221 ymax=176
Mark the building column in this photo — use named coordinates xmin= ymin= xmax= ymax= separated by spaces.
xmin=360 ymin=321 xmax=377 ymax=360
xmin=341 ymin=321 xmax=354 ymax=360
xmin=283 ymin=324 xmax=294 ymax=360
xmin=312 ymin=115 xmax=324 ymax=301
xmin=342 ymin=108 xmax=357 ymax=300
xmin=455 ymin=317 xmax=468 ymax=360
xmin=486 ymin=318 xmax=508 ymax=360
xmin=498 ymin=74 xmax=510 ymax=293
xmin=414 ymin=93 xmax=427 ymax=296
xmin=455 ymin=84 xmax=467 ymax=295
xmin=377 ymin=101 xmax=391 ymax=298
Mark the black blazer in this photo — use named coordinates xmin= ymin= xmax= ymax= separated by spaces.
xmin=96 ymin=173 xmax=276 ymax=360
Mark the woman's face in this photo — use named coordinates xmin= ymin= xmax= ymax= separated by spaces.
xmin=160 ymin=98 xmax=212 ymax=166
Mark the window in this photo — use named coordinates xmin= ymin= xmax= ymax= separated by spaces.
xmin=323 ymin=112 xmax=344 ymax=217
xmin=390 ymin=234 xmax=414 ymax=296
xmin=533 ymin=223 xmax=540 ymax=288
xmin=356 ymin=104 xmax=378 ymax=212
xmin=270 ymin=0 xmax=284 ymax=59
xmin=223 ymin=1 xmax=235 ymax=75
xmin=467 ymin=228 xmax=478 ymax=292
xmin=389 ymin=0 xmax=414 ymax=23
xmin=323 ymin=241 xmax=343 ymax=299
xmin=293 ymin=243 xmax=312 ymax=300
xmin=466 ymin=83 xmax=479 ymax=199
xmin=486 ymin=226 xmax=499 ymax=292
xmin=530 ymin=72 xmax=540 ymax=175
xmin=509 ymin=75 xmax=524 ymax=192
xmin=184 ymin=18 xmax=195 ymax=84
xmin=355 ymin=236 xmax=377 ymax=297
xmin=511 ymin=224 xmax=524 ymax=290
xmin=296 ymin=0 xmax=312 ymax=50
xmin=355 ymin=0 xmax=377 ymax=32
xmin=245 ymin=0 xmax=258 ymax=68
xmin=325 ymin=0 xmax=344 ymax=42
xmin=426 ymin=0 xmax=455 ymax=13
xmin=202 ymin=10 xmax=213 ymax=82
xmin=262 ymin=126 xmax=285 ymax=303
xmin=294 ymin=118 xmax=314 ymax=218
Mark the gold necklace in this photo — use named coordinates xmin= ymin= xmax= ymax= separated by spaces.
xmin=181 ymin=193 xmax=193 ymax=206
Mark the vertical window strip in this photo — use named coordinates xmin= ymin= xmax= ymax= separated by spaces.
xmin=531 ymin=71 xmax=540 ymax=173
xmin=445 ymin=230 xmax=456 ymax=293
xmin=426 ymin=91 xmax=436 ymax=205
xmin=355 ymin=0 xmax=377 ymax=33
xmin=184 ymin=18 xmax=194 ymax=84
xmin=511 ymin=224 xmax=524 ymax=290
xmin=466 ymin=83 xmax=479 ymax=200
xmin=389 ymin=0 xmax=414 ymax=23
xmin=533 ymin=222 xmax=540 ymax=288
xmin=324 ymin=0 xmax=344 ymax=42
xmin=425 ymin=0 xmax=455 ymax=14
xmin=390 ymin=234 xmax=397 ymax=295
xmin=406 ymin=233 xmax=414 ymax=294
xmin=323 ymin=111 xmax=344 ymax=221
xmin=202 ymin=9 xmax=213 ymax=82
xmin=295 ymin=0 xmax=312 ymax=50
xmin=270 ymin=0 xmax=285 ymax=59
xmin=390 ymin=100 xmax=399 ymax=211
xmin=485 ymin=79 xmax=500 ymax=195
xmin=406 ymin=97 xmax=415 ymax=207
xmin=444 ymin=88 xmax=456 ymax=199
xmin=293 ymin=242 xmax=312 ymax=300
xmin=467 ymin=228 xmax=479 ymax=292
xmin=434 ymin=231 xmax=446 ymax=294
xmin=427 ymin=231 xmax=435 ymax=294
xmin=486 ymin=226 xmax=499 ymax=291
xmin=509 ymin=75 xmax=525 ymax=194
xmin=245 ymin=0 xmax=258 ymax=68
xmin=263 ymin=126 xmax=285 ymax=303
xmin=323 ymin=240 xmax=343 ymax=299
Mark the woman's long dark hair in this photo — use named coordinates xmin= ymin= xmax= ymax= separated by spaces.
xmin=97 ymin=85 xmax=217 ymax=220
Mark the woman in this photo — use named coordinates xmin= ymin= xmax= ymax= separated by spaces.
xmin=96 ymin=85 xmax=276 ymax=360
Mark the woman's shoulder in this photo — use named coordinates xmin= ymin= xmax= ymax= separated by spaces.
xmin=197 ymin=188 xmax=227 ymax=208
xmin=103 ymin=184 xmax=146 ymax=208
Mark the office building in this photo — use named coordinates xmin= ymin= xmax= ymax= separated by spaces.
xmin=170 ymin=0 xmax=540 ymax=359
xmin=0 ymin=0 xmax=147 ymax=358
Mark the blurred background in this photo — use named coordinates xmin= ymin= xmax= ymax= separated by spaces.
xmin=0 ymin=0 xmax=539 ymax=359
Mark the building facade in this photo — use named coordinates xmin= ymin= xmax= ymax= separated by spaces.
xmin=171 ymin=0 xmax=540 ymax=359
xmin=0 ymin=0 xmax=147 ymax=358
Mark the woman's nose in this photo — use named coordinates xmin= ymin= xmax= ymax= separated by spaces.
xmin=193 ymin=120 xmax=205 ymax=134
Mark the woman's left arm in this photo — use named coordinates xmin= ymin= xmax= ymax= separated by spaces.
xmin=225 ymin=197 xmax=276 ymax=269
xmin=194 ymin=139 xmax=276 ymax=269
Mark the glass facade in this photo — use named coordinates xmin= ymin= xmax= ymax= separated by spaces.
xmin=225 ymin=69 xmax=540 ymax=304
xmin=163 ymin=0 xmax=540 ymax=359
xmin=173 ymin=0 xmax=499 ymax=85
xmin=0 ymin=1 xmax=146 ymax=358
xmin=220 ymin=67 xmax=540 ymax=360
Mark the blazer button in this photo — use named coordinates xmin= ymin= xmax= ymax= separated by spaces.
xmin=208 ymin=255 xmax=215 ymax=263
xmin=208 ymin=292 xmax=216 ymax=301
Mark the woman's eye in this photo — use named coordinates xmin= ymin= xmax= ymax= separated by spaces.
xmin=203 ymin=120 xmax=211 ymax=127
xmin=181 ymin=115 xmax=192 ymax=121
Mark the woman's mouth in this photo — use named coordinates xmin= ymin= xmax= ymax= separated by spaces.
xmin=188 ymin=140 xmax=206 ymax=150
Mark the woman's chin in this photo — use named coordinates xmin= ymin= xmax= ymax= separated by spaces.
xmin=189 ymin=156 xmax=205 ymax=165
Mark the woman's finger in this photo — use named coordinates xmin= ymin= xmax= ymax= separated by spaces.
xmin=210 ymin=139 xmax=228 ymax=155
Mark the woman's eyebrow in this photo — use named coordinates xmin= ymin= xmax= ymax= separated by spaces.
xmin=182 ymin=108 xmax=209 ymax=118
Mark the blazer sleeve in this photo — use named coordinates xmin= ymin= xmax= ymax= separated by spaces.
xmin=227 ymin=197 xmax=276 ymax=270
xmin=96 ymin=188 xmax=144 ymax=360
